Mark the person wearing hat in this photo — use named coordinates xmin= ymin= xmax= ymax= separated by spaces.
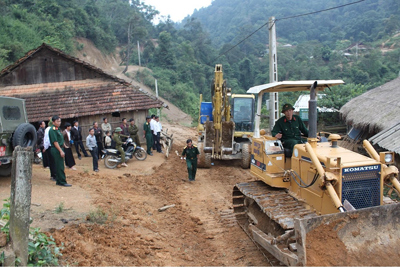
xmin=271 ymin=103 xmax=309 ymax=155
xmin=128 ymin=118 xmax=141 ymax=146
xmin=49 ymin=115 xmax=72 ymax=187
xmin=143 ymin=116 xmax=153 ymax=156
xmin=181 ymin=139 xmax=200 ymax=181
xmin=113 ymin=127 xmax=128 ymax=167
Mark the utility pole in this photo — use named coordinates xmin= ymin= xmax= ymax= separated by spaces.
xmin=269 ymin=16 xmax=279 ymax=131
xmin=155 ymin=79 xmax=160 ymax=117
xmin=137 ymin=41 xmax=141 ymax=67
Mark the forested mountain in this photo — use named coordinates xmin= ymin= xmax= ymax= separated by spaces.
xmin=1 ymin=0 xmax=399 ymax=121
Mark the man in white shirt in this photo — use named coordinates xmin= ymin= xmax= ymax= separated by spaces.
xmin=154 ymin=116 xmax=163 ymax=153
xmin=150 ymin=114 xmax=157 ymax=151
xmin=44 ymin=120 xmax=57 ymax=181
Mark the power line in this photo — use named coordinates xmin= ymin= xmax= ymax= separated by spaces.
xmin=212 ymin=0 xmax=365 ymax=63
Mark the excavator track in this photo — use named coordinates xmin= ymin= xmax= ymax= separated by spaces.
xmin=233 ymin=181 xmax=317 ymax=266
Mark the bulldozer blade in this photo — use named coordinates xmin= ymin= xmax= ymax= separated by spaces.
xmin=294 ymin=203 xmax=400 ymax=266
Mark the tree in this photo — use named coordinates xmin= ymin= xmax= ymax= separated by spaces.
xmin=154 ymin=31 xmax=175 ymax=69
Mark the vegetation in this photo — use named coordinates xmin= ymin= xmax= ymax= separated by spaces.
xmin=87 ymin=207 xmax=109 ymax=224
xmin=0 ymin=0 xmax=399 ymax=120
xmin=54 ymin=202 xmax=64 ymax=214
xmin=0 ymin=198 xmax=63 ymax=266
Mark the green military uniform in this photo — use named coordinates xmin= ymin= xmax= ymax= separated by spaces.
xmin=271 ymin=114 xmax=309 ymax=151
xmin=182 ymin=145 xmax=200 ymax=181
xmin=128 ymin=124 xmax=141 ymax=146
xmin=143 ymin=121 xmax=153 ymax=154
xmin=113 ymin=132 xmax=125 ymax=163
xmin=49 ymin=126 xmax=67 ymax=185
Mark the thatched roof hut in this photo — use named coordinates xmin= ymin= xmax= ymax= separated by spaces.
xmin=340 ymin=76 xmax=400 ymax=133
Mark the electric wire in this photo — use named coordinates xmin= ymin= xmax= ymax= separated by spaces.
xmin=212 ymin=0 xmax=365 ymax=63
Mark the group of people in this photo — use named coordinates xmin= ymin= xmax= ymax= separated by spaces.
xmin=36 ymin=116 xmax=73 ymax=187
xmin=34 ymin=103 xmax=306 ymax=186
xmin=143 ymin=114 xmax=163 ymax=156
xmin=36 ymin=116 xmax=145 ymax=186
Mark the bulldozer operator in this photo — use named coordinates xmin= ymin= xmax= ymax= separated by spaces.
xmin=271 ymin=103 xmax=309 ymax=157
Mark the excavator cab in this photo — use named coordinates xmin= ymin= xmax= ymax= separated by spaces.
xmin=231 ymin=94 xmax=255 ymax=134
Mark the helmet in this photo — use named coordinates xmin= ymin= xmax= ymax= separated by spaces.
xmin=281 ymin=103 xmax=294 ymax=113
xmin=114 ymin=127 xmax=122 ymax=132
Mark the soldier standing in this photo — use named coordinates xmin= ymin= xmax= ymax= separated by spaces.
xmin=181 ymin=139 xmax=200 ymax=181
xmin=128 ymin=118 xmax=141 ymax=146
xmin=143 ymin=116 xmax=153 ymax=156
xmin=49 ymin=115 xmax=72 ymax=187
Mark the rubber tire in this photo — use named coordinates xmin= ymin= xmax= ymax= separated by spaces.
xmin=197 ymin=142 xmax=207 ymax=168
xmin=134 ymin=148 xmax=147 ymax=161
xmin=13 ymin=123 xmax=37 ymax=149
xmin=0 ymin=164 xmax=12 ymax=177
xmin=204 ymin=153 xmax=211 ymax=168
xmin=241 ymin=143 xmax=251 ymax=169
xmin=104 ymin=155 xmax=119 ymax=169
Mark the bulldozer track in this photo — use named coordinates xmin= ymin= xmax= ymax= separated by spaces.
xmin=232 ymin=181 xmax=319 ymax=266
xmin=233 ymin=181 xmax=317 ymax=231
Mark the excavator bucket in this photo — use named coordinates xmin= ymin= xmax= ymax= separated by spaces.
xmin=294 ymin=203 xmax=400 ymax=266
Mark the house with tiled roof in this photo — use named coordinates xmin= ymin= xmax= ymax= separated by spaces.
xmin=0 ymin=43 xmax=163 ymax=143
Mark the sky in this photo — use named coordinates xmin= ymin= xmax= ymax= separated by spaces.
xmin=141 ymin=0 xmax=212 ymax=23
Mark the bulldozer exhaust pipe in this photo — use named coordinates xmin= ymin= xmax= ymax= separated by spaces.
xmin=308 ymin=81 xmax=318 ymax=138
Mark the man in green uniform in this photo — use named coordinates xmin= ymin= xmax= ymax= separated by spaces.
xmin=48 ymin=115 xmax=72 ymax=187
xmin=181 ymin=139 xmax=200 ymax=181
xmin=128 ymin=118 xmax=141 ymax=146
xmin=113 ymin=127 xmax=128 ymax=167
xmin=143 ymin=116 xmax=153 ymax=156
xmin=271 ymin=103 xmax=309 ymax=155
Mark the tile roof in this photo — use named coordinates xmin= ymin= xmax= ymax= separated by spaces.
xmin=0 ymin=79 xmax=163 ymax=122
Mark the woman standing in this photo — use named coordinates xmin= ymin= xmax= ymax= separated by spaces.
xmin=62 ymin=122 xmax=76 ymax=170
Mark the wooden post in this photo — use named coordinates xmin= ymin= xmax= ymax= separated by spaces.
xmin=9 ymin=146 xmax=33 ymax=266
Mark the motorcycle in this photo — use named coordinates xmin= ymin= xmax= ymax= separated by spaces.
xmin=102 ymin=137 xmax=147 ymax=169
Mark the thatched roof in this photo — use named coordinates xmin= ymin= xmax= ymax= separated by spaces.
xmin=340 ymin=76 xmax=400 ymax=133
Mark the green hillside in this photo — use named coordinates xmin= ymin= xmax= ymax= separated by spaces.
xmin=1 ymin=0 xmax=399 ymax=120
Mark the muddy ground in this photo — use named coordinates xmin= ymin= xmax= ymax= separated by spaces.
xmin=0 ymin=122 xmax=279 ymax=266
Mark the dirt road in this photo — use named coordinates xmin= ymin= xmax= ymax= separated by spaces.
xmin=0 ymin=122 xmax=277 ymax=266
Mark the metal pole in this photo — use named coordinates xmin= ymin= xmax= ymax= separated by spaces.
xmin=254 ymin=93 xmax=263 ymax=138
xmin=137 ymin=41 xmax=141 ymax=67
xmin=269 ymin=16 xmax=279 ymax=131
xmin=155 ymin=79 xmax=160 ymax=117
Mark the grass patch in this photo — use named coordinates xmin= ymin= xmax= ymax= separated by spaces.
xmin=54 ymin=202 xmax=64 ymax=214
xmin=87 ymin=208 xmax=109 ymax=224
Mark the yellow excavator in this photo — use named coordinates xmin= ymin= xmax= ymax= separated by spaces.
xmin=197 ymin=64 xmax=255 ymax=168
xmin=233 ymin=80 xmax=400 ymax=266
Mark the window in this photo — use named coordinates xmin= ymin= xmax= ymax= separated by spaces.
xmin=3 ymin=106 xmax=21 ymax=120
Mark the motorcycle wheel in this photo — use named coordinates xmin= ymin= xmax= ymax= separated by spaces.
xmin=134 ymin=148 xmax=147 ymax=161
xmin=104 ymin=155 xmax=119 ymax=169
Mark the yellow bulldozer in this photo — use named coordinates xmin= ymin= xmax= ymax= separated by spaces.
xmin=233 ymin=80 xmax=400 ymax=266
xmin=197 ymin=64 xmax=255 ymax=168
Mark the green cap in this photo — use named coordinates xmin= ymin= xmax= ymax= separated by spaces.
xmin=281 ymin=103 xmax=294 ymax=113
xmin=114 ymin=127 xmax=122 ymax=132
